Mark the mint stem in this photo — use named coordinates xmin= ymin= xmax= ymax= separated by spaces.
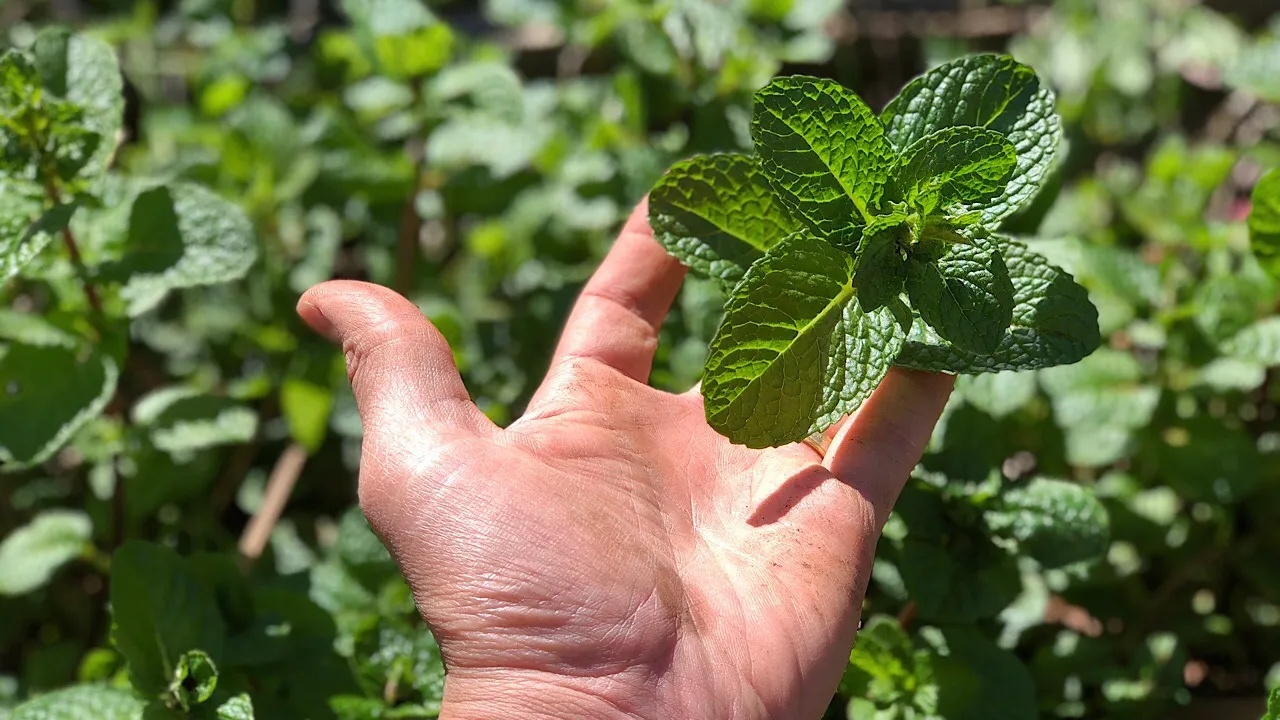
xmin=43 ymin=179 xmax=105 ymax=319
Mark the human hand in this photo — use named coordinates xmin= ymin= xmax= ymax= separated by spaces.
xmin=296 ymin=199 xmax=955 ymax=720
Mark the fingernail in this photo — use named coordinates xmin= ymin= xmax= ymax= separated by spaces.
xmin=297 ymin=299 xmax=338 ymax=343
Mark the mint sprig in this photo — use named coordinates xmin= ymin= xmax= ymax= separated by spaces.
xmin=649 ymin=53 xmax=1100 ymax=447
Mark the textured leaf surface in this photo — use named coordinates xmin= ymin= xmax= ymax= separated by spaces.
xmin=0 ymin=198 xmax=74 ymax=281
xmin=985 ymin=477 xmax=1110 ymax=569
xmin=702 ymin=232 xmax=853 ymax=448
xmin=1249 ymin=169 xmax=1280 ymax=280
xmin=0 ymin=510 xmax=90 ymax=595
xmin=808 ymin=298 xmax=904 ymax=434
xmin=905 ymin=236 xmax=1014 ymax=355
xmin=882 ymin=54 xmax=1060 ymax=225
xmin=838 ymin=616 xmax=938 ymax=717
xmin=9 ymin=685 xmax=144 ymax=720
xmin=110 ymin=542 xmax=226 ymax=697
xmin=649 ymin=153 xmax=799 ymax=289
xmin=1221 ymin=317 xmax=1280 ymax=366
xmin=751 ymin=76 xmax=894 ymax=237
xmin=896 ymin=240 xmax=1100 ymax=373
xmin=32 ymin=30 xmax=124 ymax=180
xmin=0 ymin=313 xmax=119 ymax=468
xmin=852 ymin=223 xmax=906 ymax=312
xmin=99 ymin=184 xmax=257 ymax=317
xmin=891 ymin=127 xmax=1016 ymax=217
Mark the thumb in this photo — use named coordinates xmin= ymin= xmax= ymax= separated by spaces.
xmin=296 ymin=280 xmax=494 ymax=441
xmin=823 ymin=367 xmax=955 ymax=528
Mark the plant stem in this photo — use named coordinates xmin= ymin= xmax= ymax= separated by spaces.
xmin=60 ymin=224 xmax=104 ymax=317
xmin=237 ymin=442 xmax=309 ymax=569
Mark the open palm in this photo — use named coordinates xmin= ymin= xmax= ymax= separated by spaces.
xmin=297 ymin=200 xmax=954 ymax=720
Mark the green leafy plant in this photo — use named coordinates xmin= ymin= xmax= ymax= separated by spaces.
xmin=649 ymin=54 xmax=1102 ymax=447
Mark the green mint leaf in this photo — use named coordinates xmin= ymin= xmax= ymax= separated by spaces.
xmin=839 ymin=616 xmax=938 ymax=716
xmin=702 ymin=231 xmax=854 ymax=448
xmin=852 ymin=222 xmax=907 ymax=312
xmin=890 ymin=127 xmax=1016 ymax=217
xmin=955 ymin=371 xmax=1037 ymax=419
xmin=649 ymin=153 xmax=799 ymax=290
xmin=895 ymin=240 xmax=1100 ymax=373
xmin=1 ymin=198 xmax=75 ymax=281
xmin=0 ymin=510 xmax=91 ymax=596
xmin=1248 ymin=169 xmax=1280 ymax=279
xmin=905 ymin=235 xmax=1014 ymax=355
xmin=899 ymin=535 xmax=1020 ymax=623
xmin=215 ymin=694 xmax=255 ymax=720
xmin=0 ymin=50 xmax=39 ymax=109
xmin=881 ymin=54 xmax=1060 ymax=226
xmin=281 ymin=377 xmax=334 ymax=453
xmin=809 ymin=298 xmax=905 ymax=435
xmin=1039 ymin=348 xmax=1159 ymax=467
xmin=131 ymin=387 xmax=258 ymax=456
xmin=95 ymin=183 xmax=258 ymax=317
xmin=9 ymin=685 xmax=146 ymax=720
xmin=0 ymin=313 xmax=120 ymax=468
xmin=1221 ymin=317 xmax=1280 ymax=366
xmin=751 ymin=76 xmax=894 ymax=237
xmin=30 ymin=30 xmax=124 ymax=182
xmin=171 ymin=650 xmax=218 ymax=709
xmin=984 ymin=477 xmax=1110 ymax=569
xmin=110 ymin=541 xmax=226 ymax=698
xmin=930 ymin=628 xmax=1037 ymax=720
xmin=339 ymin=0 xmax=454 ymax=79
xmin=1264 ymin=687 xmax=1280 ymax=720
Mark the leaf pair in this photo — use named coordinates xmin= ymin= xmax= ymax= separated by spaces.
xmin=649 ymin=54 xmax=1099 ymax=447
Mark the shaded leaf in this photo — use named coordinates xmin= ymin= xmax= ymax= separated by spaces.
xmin=896 ymin=240 xmax=1100 ymax=373
xmin=905 ymin=235 xmax=1014 ymax=355
xmin=110 ymin=542 xmax=226 ymax=697
xmin=985 ymin=477 xmax=1110 ymax=568
xmin=852 ymin=222 xmax=907 ymax=312
xmin=808 ymin=297 xmax=904 ymax=435
xmin=9 ymin=685 xmax=144 ymax=720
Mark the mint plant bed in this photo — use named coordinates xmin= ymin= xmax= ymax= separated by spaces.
xmin=649 ymin=54 xmax=1101 ymax=448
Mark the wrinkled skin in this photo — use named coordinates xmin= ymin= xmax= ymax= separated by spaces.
xmin=297 ymin=200 xmax=953 ymax=720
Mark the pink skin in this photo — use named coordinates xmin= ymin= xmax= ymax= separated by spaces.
xmin=296 ymin=198 xmax=955 ymax=720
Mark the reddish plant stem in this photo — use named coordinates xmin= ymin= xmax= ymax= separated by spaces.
xmin=60 ymin=225 xmax=104 ymax=317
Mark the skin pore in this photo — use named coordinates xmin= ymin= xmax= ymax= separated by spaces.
xmin=296 ymin=198 xmax=954 ymax=720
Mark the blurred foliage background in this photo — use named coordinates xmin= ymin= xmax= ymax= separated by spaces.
xmin=2 ymin=0 xmax=1280 ymax=718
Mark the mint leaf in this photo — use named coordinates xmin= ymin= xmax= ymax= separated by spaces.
xmin=97 ymin=183 xmax=257 ymax=317
xmin=1264 ymin=686 xmax=1280 ymax=720
xmin=955 ymin=371 xmax=1036 ymax=418
xmin=905 ymin=235 xmax=1014 ymax=355
xmin=881 ymin=54 xmax=1060 ymax=225
xmin=931 ymin=627 xmax=1037 ymax=720
xmin=649 ymin=153 xmax=799 ymax=290
xmin=1039 ymin=348 xmax=1158 ymax=467
xmin=131 ymin=387 xmax=257 ymax=456
xmin=30 ymin=30 xmax=124 ymax=181
xmin=0 ymin=50 xmax=38 ymax=109
xmin=984 ymin=477 xmax=1110 ymax=569
xmin=9 ymin=685 xmax=145 ymax=720
xmin=0 ymin=510 xmax=91 ymax=596
xmin=110 ymin=541 xmax=226 ymax=697
xmin=852 ymin=222 xmax=907 ymax=312
xmin=1 ymin=198 xmax=74 ymax=281
xmin=702 ymin=231 xmax=854 ymax=448
xmin=281 ymin=377 xmax=334 ymax=453
xmin=339 ymin=0 xmax=454 ymax=79
xmin=839 ymin=616 xmax=938 ymax=717
xmin=751 ymin=76 xmax=894 ymax=237
xmin=1221 ymin=317 xmax=1280 ymax=366
xmin=215 ymin=694 xmax=254 ymax=720
xmin=809 ymin=298 xmax=905 ymax=434
xmin=1249 ymin=169 xmax=1280 ymax=280
xmin=891 ymin=127 xmax=1017 ymax=217
xmin=896 ymin=240 xmax=1100 ymax=373
xmin=0 ymin=313 xmax=120 ymax=468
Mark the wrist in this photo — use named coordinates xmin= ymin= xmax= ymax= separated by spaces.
xmin=439 ymin=668 xmax=652 ymax=720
